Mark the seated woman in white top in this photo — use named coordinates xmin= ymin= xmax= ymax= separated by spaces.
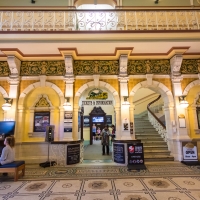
xmin=0 ymin=136 xmax=15 ymax=166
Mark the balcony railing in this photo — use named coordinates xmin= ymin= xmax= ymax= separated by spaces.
xmin=0 ymin=9 xmax=200 ymax=31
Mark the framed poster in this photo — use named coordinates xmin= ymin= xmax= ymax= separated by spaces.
xmin=106 ymin=115 xmax=112 ymax=125
xmin=34 ymin=112 xmax=50 ymax=132
xmin=196 ymin=108 xmax=200 ymax=129
xmin=84 ymin=116 xmax=90 ymax=127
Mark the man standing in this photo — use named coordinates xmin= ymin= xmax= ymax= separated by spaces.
xmin=101 ymin=125 xmax=111 ymax=155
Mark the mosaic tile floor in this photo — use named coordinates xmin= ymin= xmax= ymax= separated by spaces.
xmin=0 ymin=162 xmax=200 ymax=200
xmin=1 ymin=176 xmax=200 ymax=199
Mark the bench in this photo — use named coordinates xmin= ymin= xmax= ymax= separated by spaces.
xmin=0 ymin=161 xmax=25 ymax=181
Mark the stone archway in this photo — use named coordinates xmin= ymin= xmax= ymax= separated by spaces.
xmin=183 ymin=79 xmax=200 ymax=96
xmin=16 ymin=81 xmax=65 ymax=142
xmin=0 ymin=86 xmax=9 ymax=98
xmin=129 ymin=80 xmax=175 ymax=152
xmin=73 ymin=80 xmax=120 ymax=140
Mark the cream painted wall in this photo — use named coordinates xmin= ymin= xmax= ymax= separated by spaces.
xmin=23 ymin=87 xmax=60 ymax=142
xmin=133 ymin=88 xmax=158 ymax=115
xmin=0 ymin=0 xmax=69 ymax=6
xmin=0 ymin=94 xmax=4 ymax=121
xmin=187 ymin=85 xmax=200 ymax=138
xmin=1 ymin=0 xmax=198 ymax=7
xmin=122 ymin=0 xmax=198 ymax=6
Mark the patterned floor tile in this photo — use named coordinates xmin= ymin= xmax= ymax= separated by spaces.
xmin=117 ymin=192 xmax=153 ymax=200
xmin=15 ymin=180 xmax=54 ymax=194
xmin=0 ymin=181 xmax=25 ymax=195
xmin=83 ymin=179 xmax=113 ymax=193
xmin=4 ymin=194 xmax=45 ymax=200
xmin=43 ymin=194 xmax=79 ymax=200
xmin=80 ymin=193 xmax=115 ymax=200
xmin=113 ymin=178 xmax=145 ymax=191
xmin=50 ymin=180 xmax=82 ymax=193
xmin=142 ymin=177 xmax=179 ymax=191
xmin=187 ymin=190 xmax=200 ymax=199
xmin=152 ymin=191 xmax=194 ymax=200
xmin=167 ymin=177 xmax=200 ymax=190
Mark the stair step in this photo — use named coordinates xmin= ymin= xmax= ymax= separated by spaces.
xmin=144 ymin=155 xmax=174 ymax=161
xmin=143 ymin=146 xmax=168 ymax=150
xmin=136 ymin=138 xmax=163 ymax=141
xmin=142 ymin=141 xmax=167 ymax=145
xmin=144 ymin=150 xmax=171 ymax=155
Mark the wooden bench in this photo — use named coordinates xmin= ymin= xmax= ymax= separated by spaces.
xmin=0 ymin=161 xmax=25 ymax=181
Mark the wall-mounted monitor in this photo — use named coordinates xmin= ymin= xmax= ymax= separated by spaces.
xmin=34 ymin=112 xmax=50 ymax=132
xmin=92 ymin=116 xmax=104 ymax=123
xmin=0 ymin=121 xmax=15 ymax=136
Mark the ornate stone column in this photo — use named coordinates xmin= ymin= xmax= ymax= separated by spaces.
xmin=118 ymin=55 xmax=133 ymax=140
xmin=64 ymin=55 xmax=75 ymax=140
xmin=7 ymin=56 xmax=20 ymax=120
xmin=170 ymin=54 xmax=190 ymax=161
xmin=114 ymin=106 xmax=121 ymax=139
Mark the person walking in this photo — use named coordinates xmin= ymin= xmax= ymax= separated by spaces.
xmin=92 ymin=124 xmax=97 ymax=140
xmin=101 ymin=125 xmax=111 ymax=155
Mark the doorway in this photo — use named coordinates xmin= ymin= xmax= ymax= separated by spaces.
xmin=89 ymin=106 xmax=106 ymax=145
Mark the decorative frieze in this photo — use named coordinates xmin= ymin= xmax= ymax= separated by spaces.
xmin=181 ymin=59 xmax=200 ymax=74
xmin=0 ymin=61 xmax=10 ymax=76
xmin=20 ymin=61 xmax=65 ymax=76
xmin=74 ymin=60 xmax=119 ymax=75
xmin=128 ymin=60 xmax=170 ymax=75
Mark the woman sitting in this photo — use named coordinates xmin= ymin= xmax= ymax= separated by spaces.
xmin=0 ymin=136 xmax=15 ymax=168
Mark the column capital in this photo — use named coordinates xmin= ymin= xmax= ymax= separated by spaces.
xmin=119 ymin=54 xmax=128 ymax=76
xmin=64 ymin=55 xmax=74 ymax=78
xmin=170 ymin=54 xmax=183 ymax=83
xmin=118 ymin=76 xmax=129 ymax=83
xmin=7 ymin=56 xmax=21 ymax=79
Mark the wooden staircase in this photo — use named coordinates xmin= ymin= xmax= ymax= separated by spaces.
xmin=135 ymin=114 xmax=174 ymax=162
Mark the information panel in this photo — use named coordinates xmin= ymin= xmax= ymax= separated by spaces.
xmin=182 ymin=141 xmax=198 ymax=161
xmin=66 ymin=144 xmax=80 ymax=165
xmin=113 ymin=143 xmax=125 ymax=164
xmin=127 ymin=143 xmax=144 ymax=165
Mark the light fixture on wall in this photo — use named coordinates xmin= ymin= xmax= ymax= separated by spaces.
xmin=63 ymin=97 xmax=71 ymax=111
xmin=2 ymin=98 xmax=13 ymax=111
xmin=179 ymin=96 xmax=189 ymax=108
xmin=154 ymin=0 xmax=159 ymax=4
xmin=122 ymin=96 xmax=130 ymax=106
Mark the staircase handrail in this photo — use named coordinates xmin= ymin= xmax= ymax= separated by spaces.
xmin=147 ymin=95 xmax=166 ymax=129
xmin=147 ymin=95 xmax=167 ymax=141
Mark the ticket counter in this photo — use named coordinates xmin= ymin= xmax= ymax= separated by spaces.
xmin=51 ymin=139 xmax=84 ymax=166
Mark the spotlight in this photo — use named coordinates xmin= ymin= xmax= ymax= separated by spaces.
xmin=31 ymin=0 xmax=35 ymax=3
xmin=154 ymin=0 xmax=159 ymax=4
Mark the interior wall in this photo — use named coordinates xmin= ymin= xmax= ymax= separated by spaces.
xmin=23 ymin=87 xmax=60 ymax=142
xmin=0 ymin=0 xmax=70 ymax=7
xmin=122 ymin=0 xmax=198 ymax=7
xmin=133 ymin=88 xmax=157 ymax=115
xmin=187 ymin=85 xmax=200 ymax=138
xmin=0 ymin=94 xmax=4 ymax=121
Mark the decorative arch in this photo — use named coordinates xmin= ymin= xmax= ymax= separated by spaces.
xmin=0 ymin=86 xmax=9 ymax=98
xmin=129 ymin=80 xmax=174 ymax=105
xmin=74 ymin=81 xmax=120 ymax=107
xmin=18 ymin=81 xmax=64 ymax=107
xmin=183 ymin=80 xmax=200 ymax=96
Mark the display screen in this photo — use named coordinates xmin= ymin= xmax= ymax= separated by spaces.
xmin=92 ymin=117 xmax=104 ymax=123
xmin=0 ymin=121 xmax=15 ymax=135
